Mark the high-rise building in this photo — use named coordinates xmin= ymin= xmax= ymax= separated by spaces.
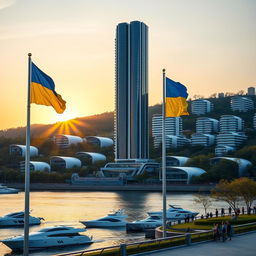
xmin=196 ymin=117 xmax=219 ymax=134
xmin=247 ymin=87 xmax=255 ymax=96
xmin=253 ymin=113 xmax=256 ymax=130
xmin=231 ymin=96 xmax=254 ymax=112
xmin=115 ymin=21 xmax=148 ymax=160
xmin=191 ymin=99 xmax=213 ymax=115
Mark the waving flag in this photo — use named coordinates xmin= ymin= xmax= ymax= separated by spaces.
xmin=31 ymin=63 xmax=66 ymax=113
xmin=165 ymin=77 xmax=189 ymax=117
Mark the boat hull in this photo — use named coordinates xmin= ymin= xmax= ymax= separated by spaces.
xmin=126 ymin=222 xmax=162 ymax=232
xmin=0 ymin=218 xmax=41 ymax=227
xmin=2 ymin=237 xmax=93 ymax=252
xmin=81 ymin=220 xmax=127 ymax=228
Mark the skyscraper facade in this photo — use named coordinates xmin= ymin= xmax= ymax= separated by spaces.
xmin=115 ymin=21 xmax=148 ymax=160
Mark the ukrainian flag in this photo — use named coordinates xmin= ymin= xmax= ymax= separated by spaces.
xmin=31 ymin=63 xmax=66 ymax=114
xmin=166 ymin=77 xmax=189 ymax=117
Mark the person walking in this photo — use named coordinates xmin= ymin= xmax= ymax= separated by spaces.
xmin=228 ymin=207 xmax=232 ymax=215
xmin=221 ymin=221 xmax=227 ymax=242
xmin=242 ymin=206 xmax=245 ymax=215
xmin=226 ymin=221 xmax=232 ymax=240
xmin=213 ymin=223 xmax=218 ymax=241
xmin=215 ymin=209 xmax=218 ymax=218
xmin=221 ymin=208 xmax=225 ymax=217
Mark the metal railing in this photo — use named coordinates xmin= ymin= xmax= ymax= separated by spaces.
xmin=55 ymin=221 xmax=256 ymax=256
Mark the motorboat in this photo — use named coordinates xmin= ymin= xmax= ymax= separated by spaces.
xmin=0 ymin=211 xmax=43 ymax=227
xmin=0 ymin=184 xmax=19 ymax=194
xmin=1 ymin=226 xmax=93 ymax=252
xmin=126 ymin=215 xmax=163 ymax=232
xmin=80 ymin=209 xmax=128 ymax=228
xmin=148 ymin=205 xmax=199 ymax=220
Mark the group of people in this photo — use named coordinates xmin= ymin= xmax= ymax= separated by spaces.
xmin=213 ymin=221 xmax=232 ymax=242
xmin=200 ymin=206 xmax=256 ymax=219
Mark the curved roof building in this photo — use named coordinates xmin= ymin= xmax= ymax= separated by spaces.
xmin=54 ymin=135 xmax=83 ymax=148
xmin=165 ymin=167 xmax=206 ymax=184
xmin=75 ymin=152 xmax=106 ymax=164
xmin=50 ymin=156 xmax=81 ymax=169
xmin=210 ymin=157 xmax=252 ymax=176
xmin=20 ymin=161 xmax=50 ymax=172
xmin=86 ymin=136 xmax=113 ymax=148
xmin=9 ymin=144 xmax=38 ymax=157
xmin=166 ymin=156 xmax=190 ymax=166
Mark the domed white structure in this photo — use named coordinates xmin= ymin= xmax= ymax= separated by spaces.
xmin=86 ymin=136 xmax=113 ymax=148
xmin=50 ymin=156 xmax=81 ymax=169
xmin=20 ymin=161 xmax=50 ymax=172
xmin=9 ymin=144 xmax=38 ymax=157
xmin=165 ymin=167 xmax=206 ymax=184
xmin=210 ymin=157 xmax=252 ymax=176
xmin=54 ymin=134 xmax=83 ymax=148
xmin=75 ymin=152 xmax=106 ymax=164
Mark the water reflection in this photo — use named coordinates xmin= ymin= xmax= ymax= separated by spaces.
xmin=0 ymin=191 xmax=229 ymax=256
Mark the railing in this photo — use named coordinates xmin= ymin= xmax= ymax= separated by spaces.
xmin=55 ymin=221 xmax=256 ymax=256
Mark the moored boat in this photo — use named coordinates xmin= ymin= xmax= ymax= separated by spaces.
xmin=1 ymin=226 xmax=93 ymax=251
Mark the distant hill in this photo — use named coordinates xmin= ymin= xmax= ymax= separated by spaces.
xmin=1 ymin=96 xmax=255 ymax=140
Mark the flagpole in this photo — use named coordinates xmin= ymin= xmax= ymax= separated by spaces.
xmin=162 ymin=69 xmax=167 ymax=237
xmin=24 ymin=53 xmax=32 ymax=256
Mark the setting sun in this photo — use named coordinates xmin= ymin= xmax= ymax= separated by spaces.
xmin=55 ymin=111 xmax=77 ymax=122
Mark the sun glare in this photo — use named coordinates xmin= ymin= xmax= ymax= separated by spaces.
xmin=55 ymin=111 xmax=76 ymax=122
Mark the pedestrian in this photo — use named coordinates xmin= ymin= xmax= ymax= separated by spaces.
xmin=210 ymin=212 xmax=213 ymax=218
xmin=242 ymin=206 xmax=244 ymax=215
xmin=221 ymin=221 xmax=227 ymax=242
xmin=254 ymin=206 xmax=256 ymax=214
xmin=221 ymin=208 xmax=225 ymax=217
xmin=215 ymin=209 xmax=218 ymax=218
xmin=206 ymin=213 xmax=209 ymax=219
xmin=226 ymin=221 xmax=232 ymax=241
xmin=213 ymin=223 xmax=218 ymax=241
xmin=228 ymin=207 xmax=231 ymax=215
xmin=201 ymin=214 xmax=204 ymax=219
xmin=237 ymin=208 xmax=240 ymax=215
xmin=248 ymin=207 xmax=251 ymax=215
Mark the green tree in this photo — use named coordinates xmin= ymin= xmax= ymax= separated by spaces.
xmin=211 ymin=180 xmax=241 ymax=216
xmin=231 ymin=177 xmax=256 ymax=210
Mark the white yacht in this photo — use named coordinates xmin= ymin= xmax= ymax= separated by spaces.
xmin=80 ymin=209 xmax=128 ymax=228
xmin=148 ymin=205 xmax=198 ymax=220
xmin=0 ymin=184 xmax=19 ymax=194
xmin=1 ymin=226 xmax=93 ymax=252
xmin=0 ymin=212 xmax=43 ymax=227
xmin=126 ymin=215 xmax=162 ymax=232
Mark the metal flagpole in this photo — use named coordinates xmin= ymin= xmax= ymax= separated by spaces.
xmin=24 ymin=53 xmax=32 ymax=256
xmin=162 ymin=69 xmax=167 ymax=237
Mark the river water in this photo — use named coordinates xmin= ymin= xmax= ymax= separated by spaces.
xmin=0 ymin=191 xmax=229 ymax=256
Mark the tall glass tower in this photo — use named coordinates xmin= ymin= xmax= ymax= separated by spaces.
xmin=115 ymin=21 xmax=148 ymax=160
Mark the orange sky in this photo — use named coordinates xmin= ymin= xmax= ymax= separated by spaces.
xmin=0 ymin=0 xmax=255 ymax=130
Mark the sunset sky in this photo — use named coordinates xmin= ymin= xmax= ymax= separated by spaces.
xmin=0 ymin=0 xmax=255 ymax=130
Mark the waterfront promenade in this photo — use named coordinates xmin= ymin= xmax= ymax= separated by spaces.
xmin=136 ymin=232 xmax=256 ymax=256
xmin=6 ymin=183 xmax=213 ymax=192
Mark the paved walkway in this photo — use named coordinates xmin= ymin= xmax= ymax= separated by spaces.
xmin=135 ymin=232 xmax=256 ymax=256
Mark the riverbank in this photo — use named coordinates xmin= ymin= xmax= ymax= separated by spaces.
xmin=5 ymin=183 xmax=214 ymax=192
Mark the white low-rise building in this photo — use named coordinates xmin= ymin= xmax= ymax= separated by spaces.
xmin=231 ymin=96 xmax=254 ymax=112
xmin=163 ymin=167 xmax=206 ymax=184
xmin=191 ymin=99 xmax=213 ymax=115
xmin=86 ymin=136 xmax=113 ymax=147
xmin=153 ymin=135 xmax=190 ymax=149
xmin=196 ymin=117 xmax=219 ymax=134
xmin=50 ymin=156 xmax=81 ymax=169
xmin=20 ymin=161 xmax=50 ymax=172
xmin=215 ymin=145 xmax=235 ymax=156
xmin=54 ymin=134 xmax=83 ymax=148
xmin=9 ymin=144 xmax=38 ymax=157
xmin=216 ymin=132 xmax=247 ymax=148
xmin=210 ymin=157 xmax=252 ymax=176
xmin=75 ymin=152 xmax=106 ymax=164
xmin=219 ymin=115 xmax=244 ymax=133
xmin=191 ymin=133 xmax=215 ymax=147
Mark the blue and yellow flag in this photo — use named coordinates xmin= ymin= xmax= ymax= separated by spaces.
xmin=31 ymin=63 xmax=66 ymax=114
xmin=166 ymin=77 xmax=189 ymax=117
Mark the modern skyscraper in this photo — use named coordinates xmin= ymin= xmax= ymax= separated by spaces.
xmin=115 ymin=21 xmax=148 ymax=160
